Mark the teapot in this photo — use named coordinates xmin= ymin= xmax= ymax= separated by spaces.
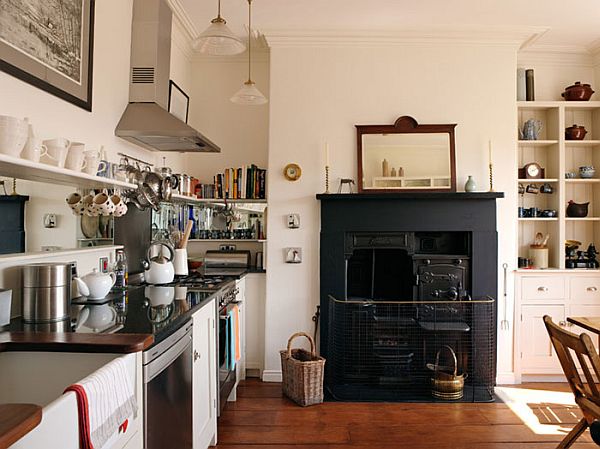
xmin=74 ymin=304 xmax=117 ymax=332
xmin=521 ymin=119 xmax=543 ymax=140
xmin=74 ymin=269 xmax=116 ymax=299
xmin=143 ymin=242 xmax=175 ymax=284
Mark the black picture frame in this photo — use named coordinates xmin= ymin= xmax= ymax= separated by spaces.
xmin=168 ymin=80 xmax=190 ymax=123
xmin=0 ymin=0 xmax=95 ymax=112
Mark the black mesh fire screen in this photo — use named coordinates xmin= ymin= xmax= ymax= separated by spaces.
xmin=326 ymin=295 xmax=496 ymax=402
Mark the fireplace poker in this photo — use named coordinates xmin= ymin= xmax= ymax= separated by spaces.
xmin=501 ymin=263 xmax=509 ymax=330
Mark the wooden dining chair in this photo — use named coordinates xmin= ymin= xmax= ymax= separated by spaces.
xmin=544 ymin=315 xmax=600 ymax=448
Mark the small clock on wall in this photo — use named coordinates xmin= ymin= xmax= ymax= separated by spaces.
xmin=284 ymin=163 xmax=302 ymax=181
xmin=518 ymin=162 xmax=545 ymax=179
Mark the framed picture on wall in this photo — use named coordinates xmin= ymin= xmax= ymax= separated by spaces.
xmin=168 ymin=80 xmax=189 ymax=123
xmin=0 ymin=0 xmax=95 ymax=111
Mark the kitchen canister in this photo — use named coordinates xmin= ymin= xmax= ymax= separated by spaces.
xmin=529 ymin=246 xmax=549 ymax=269
xmin=22 ymin=262 xmax=71 ymax=323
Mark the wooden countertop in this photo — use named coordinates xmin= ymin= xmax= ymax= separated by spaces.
xmin=0 ymin=404 xmax=42 ymax=449
xmin=0 ymin=332 xmax=153 ymax=354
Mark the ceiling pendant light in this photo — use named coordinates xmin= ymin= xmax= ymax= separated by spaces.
xmin=230 ymin=0 xmax=267 ymax=105
xmin=193 ymin=0 xmax=246 ymax=56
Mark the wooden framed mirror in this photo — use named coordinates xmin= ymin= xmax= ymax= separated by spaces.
xmin=357 ymin=116 xmax=457 ymax=193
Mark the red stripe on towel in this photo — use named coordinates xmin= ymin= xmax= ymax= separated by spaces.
xmin=64 ymin=384 xmax=94 ymax=449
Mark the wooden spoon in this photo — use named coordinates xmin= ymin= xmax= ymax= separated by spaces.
xmin=179 ymin=219 xmax=193 ymax=249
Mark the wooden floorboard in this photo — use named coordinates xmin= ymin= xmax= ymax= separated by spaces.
xmin=217 ymin=380 xmax=592 ymax=447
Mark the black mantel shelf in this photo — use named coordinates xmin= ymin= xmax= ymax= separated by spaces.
xmin=316 ymin=192 xmax=504 ymax=200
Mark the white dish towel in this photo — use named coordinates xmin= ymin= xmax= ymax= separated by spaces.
xmin=65 ymin=356 xmax=137 ymax=449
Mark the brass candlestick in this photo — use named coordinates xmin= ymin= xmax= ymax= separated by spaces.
xmin=10 ymin=178 xmax=17 ymax=196
xmin=488 ymin=164 xmax=494 ymax=192
xmin=325 ymin=165 xmax=330 ymax=194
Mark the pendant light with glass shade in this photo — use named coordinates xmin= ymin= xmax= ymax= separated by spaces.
xmin=230 ymin=0 xmax=268 ymax=105
xmin=193 ymin=0 xmax=246 ymax=56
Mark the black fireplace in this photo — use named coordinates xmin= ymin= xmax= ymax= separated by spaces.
xmin=317 ymin=192 xmax=503 ymax=402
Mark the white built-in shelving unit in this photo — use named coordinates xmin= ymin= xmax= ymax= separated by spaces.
xmin=517 ymin=101 xmax=600 ymax=270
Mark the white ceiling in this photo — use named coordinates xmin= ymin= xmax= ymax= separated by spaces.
xmin=179 ymin=0 xmax=600 ymax=50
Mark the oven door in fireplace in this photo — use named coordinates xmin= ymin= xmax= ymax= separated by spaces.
xmin=415 ymin=258 xmax=469 ymax=301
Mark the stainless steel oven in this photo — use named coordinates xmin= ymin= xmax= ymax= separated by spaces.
xmin=143 ymin=320 xmax=193 ymax=449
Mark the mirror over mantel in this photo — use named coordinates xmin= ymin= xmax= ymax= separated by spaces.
xmin=357 ymin=116 xmax=457 ymax=193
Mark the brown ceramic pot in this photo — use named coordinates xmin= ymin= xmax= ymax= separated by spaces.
xmin=565 ymin=124 xmax=588 ymax=140
xmin=566 ymin=200 xmax=589 ymax=218
xmin=562 ymin=82 xmax=595 ymax=101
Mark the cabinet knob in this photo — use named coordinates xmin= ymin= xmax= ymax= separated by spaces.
xmin=194 ymin=350 xmax=200 ymax=362
xmin=588 ymin=287 xmax=598 ymax=292
xmin=538 ymin=286 xmax=549 ymax=292
xmin=559 ymin=320 xmax=567 ymax=327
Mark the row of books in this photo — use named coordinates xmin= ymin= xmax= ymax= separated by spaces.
xmin=196 ymin=165 xmax=267 ymax=199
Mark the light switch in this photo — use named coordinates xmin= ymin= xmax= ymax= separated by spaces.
xmin=287 ymin=214 xmax=300 ymax=229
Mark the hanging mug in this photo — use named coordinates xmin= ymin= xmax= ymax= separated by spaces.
xmin=540 ymin=183 xmax=553 ymax=194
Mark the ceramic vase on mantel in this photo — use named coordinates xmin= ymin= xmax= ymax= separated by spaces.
xmin=382 ymin=159 xmax=390 ymax=177
xmin=464 ymin=176 xmax=477 ymax=192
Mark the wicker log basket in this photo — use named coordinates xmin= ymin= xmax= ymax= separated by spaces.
xmin=280 ymin=332 xmax=326 ymax=406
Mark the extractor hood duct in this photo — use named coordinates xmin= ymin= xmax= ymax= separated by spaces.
xmin=115 ymin=0 xmax=220 ymax=153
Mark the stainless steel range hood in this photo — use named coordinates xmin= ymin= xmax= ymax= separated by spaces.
xmin=115 ymin=0 xmax=220 ymax=153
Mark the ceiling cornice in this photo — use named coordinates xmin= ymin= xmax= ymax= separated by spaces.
xmin=171 ymin=15 xmax=194 ymax=61
xmin=263 ymin=26 xmax=550 ymax=49
xmin=167 ymin=0 xmax=199 ymax=41
xmin=519 ymin=44 xmax=599 ymax=68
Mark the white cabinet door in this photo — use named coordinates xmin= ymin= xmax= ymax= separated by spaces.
xmin=192 ymin=299 xmax=217 ymax=449
xmin=568 ymin=304 xmax=600 ymax=351
xmin=520 ymin=304 xmax=565 ymax=373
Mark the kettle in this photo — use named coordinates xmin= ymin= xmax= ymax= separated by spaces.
xmin=143 ymin=242 xmax=175 ymax=285
xmin=74 ymin=269 xmax=116 ymax=299
xmin=521 ymin=119 xmax=543 ymax=140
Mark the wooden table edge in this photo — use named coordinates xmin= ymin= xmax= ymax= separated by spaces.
xmin=0 ymin=404 xmax=42 ymax=449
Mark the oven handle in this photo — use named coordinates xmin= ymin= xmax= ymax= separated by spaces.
xmin=144 ymin=331 xmax=192 ymax=383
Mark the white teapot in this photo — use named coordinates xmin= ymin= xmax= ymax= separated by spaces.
xmin=74 ymin=269 xmax=116 ymax=299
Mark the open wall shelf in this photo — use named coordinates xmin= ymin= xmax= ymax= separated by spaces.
xmin=517 ymin=101 xmax=600 ymax=270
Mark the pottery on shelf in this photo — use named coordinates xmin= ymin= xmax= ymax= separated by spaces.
xmin=521 ymin=119 xmax=542 ymax=140
xmin=566 ymin=200 xmax=589 ymax=218
xmin=382 ymin=159 xmax=389 ymax=177
xmin=580 ymin=166 xmax=596 ymax=179
xmin=565 ymin=124 xmax=587 ymax=140
xmin=561 ymin=82 xmax=595 ymax=101
xmin=464 ymin=175 xmax=477 ymax=192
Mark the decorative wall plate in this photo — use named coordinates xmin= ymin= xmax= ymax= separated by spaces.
xmin=284 ymin=163 xmax=302 ymax=181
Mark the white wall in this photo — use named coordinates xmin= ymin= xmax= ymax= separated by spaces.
xmin=185 ymin=55 xmax=270 ymax=184
xmin=263 ymin=42 xmax=519 ymax=380
xmin=0 ymin=1 xmax=195 ymax=251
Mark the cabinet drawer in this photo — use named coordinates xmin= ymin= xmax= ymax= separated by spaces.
xmin=571 ymin=277 xmax=600 ymax=303
xmin=522 ymin=277 xmax=566 ymax=301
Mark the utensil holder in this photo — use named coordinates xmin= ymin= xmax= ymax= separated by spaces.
xmin=173 ymin=248 xmax=188 ymax=276
xmin=529 ymin=246 xmax=548 ymax=269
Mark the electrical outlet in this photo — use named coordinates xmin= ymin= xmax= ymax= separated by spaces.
xmin=287 ymin=214 xmax=300 ymax=229
xmin=220 ymin=244 xmax=237 ymax=251
xmin=99 ymin=257 xmax=109 ymax=273
xmin=43 ymin=213 xmax=57 ymax=228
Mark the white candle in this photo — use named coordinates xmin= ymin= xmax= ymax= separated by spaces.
xmin=488 ymin=140 xmax=492 ymax=165
xmin=325 ymin=142 xmax=330 ymax=167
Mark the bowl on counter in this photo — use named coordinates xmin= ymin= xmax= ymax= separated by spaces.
xmin=565 ymin=124 xmax=587 ymax=140
xmin=562 ymin=81 xmax=595 ymax=101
